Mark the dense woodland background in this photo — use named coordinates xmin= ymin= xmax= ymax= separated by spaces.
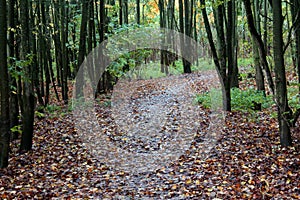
xmin=0 ymin=0 xmax=300 ymax=193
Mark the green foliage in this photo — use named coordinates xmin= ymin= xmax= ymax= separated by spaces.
xmin=35 ymin=110 xmax=45 ymax=118
xmin=121 ymin=61 xmax=175 ymax=80
xmin=192 ymin=58 xmax=215 ymax=71
xmin=10 ymin=125 xmax=22 ymax=135
xmin=230 ymin=88 xmax=272 ymax=112
xmin=196 ymin=88 xmax=273 ymax=112
xmin=287 ymin=84 xmax=300 ymax=110
xmin=105 ymin=24 xmax=156 ymax=78
xmin=238 ymin=57 xmax=254 ymax=68
xmin=8 ymin=54 xmax=34 ymax=81
xmin=107 ymin=49 xmax=153 ymax=78
xmin=195 ymin=92 xmax=211 ymax=109
xmin=45 ymin=104 xmax=62 ymax=113
xmin=171 ymin=60 xmax=184 ymax=73
xmin=195 ymin=88 xmax=223 ymax=109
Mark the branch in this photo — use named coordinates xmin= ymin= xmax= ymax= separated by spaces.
xmin=242 ymin=0 xmax=275 ymax=94
xmin=200 ymin=0 xmax=221 ymax=72
xmin=283 ymin=9 xmax=300 ymax=53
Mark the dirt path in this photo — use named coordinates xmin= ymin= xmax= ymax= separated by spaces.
xmin=112 ymin=72 xmax=214 ymax=152
xmin=2 ymin=70 xmax=299 ymax=199
xmin=87 ymin=71 xmax=224 ymax=197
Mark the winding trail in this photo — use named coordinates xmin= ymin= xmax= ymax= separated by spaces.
xmin=87 ymin=71 xmax=224 ymax=197
xmin=2 ymin=70 xmax=299 ymax=199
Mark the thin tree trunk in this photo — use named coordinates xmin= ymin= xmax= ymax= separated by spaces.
xmin=8 ymin=0 xmax=20 ymax=140
xmin=201 ymin=0 xmax=233 ymax=111
xmin=124 ymin=0 xmax=128 ymax=24
xmin=61 ymin=0 xmax=68 ymax=103
xmin=0 ymin=0 xmax=10 ymax=168
xmin=290 ymin=0 xmax=300 ymax=94
xmin=20 ymin=0 xmax=35 ymax=152
xmin=35 ymin=0 xmax=45 ymax=106
xmin=76 ymin=0 xmax=88 ymax=98
xmin=230 ymin=0 xmax=239 ymax=88
xmin=52 ymin=1 xmax=62 ymax=86
xmin=253 ymin=0 xmax=266 ymax=92
xmin=41 ymin=0 xmax=51 ymax=105
xmin=159 ymin=0 xmax=166 ymax=73
xmin=136 ymin=0 xmax=140 ymax=24
xmin=243 ymin=0 xmax=275 ymax=94
xmin=273 ymin=0 xmax=292 ymax=146
xmin=183 ymin=0 xmax=192 ymax=73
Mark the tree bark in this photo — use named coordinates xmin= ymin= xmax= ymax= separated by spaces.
xmin=201 ymin=0 xmax=231 ymax=111
xmin=183 ymin=0 xmax=192 ymax=73
xmin=243 ymin=0 xmax=275 ymax=94
xmin=253 ymin=0 xmax=266 ymax=92
xmin=20 ymin=0 xmax=35 ymax=152
xmin=8 ymin=0 xmax=20 ymax=140
xmin=76 ymin=0 xmax=89 ymax=98
xmin=272 ymin=0 xmax=292 ymax=146
xmin=290 ymin=0 xmax=300 ymax=94
xmin=0 ymin=0 xmax=10 ymax=168
xmin=136 ymin=0 xmax=140 ymax=24
xmin=60 ymin=0 xmax=69 ymax=103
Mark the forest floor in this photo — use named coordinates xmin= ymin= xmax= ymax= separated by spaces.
xmin=1 ymin=70 xmax=300 ymax=199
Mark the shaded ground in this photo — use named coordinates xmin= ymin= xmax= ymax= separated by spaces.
xmin=1 ymin=71 xmax=299 ymax=199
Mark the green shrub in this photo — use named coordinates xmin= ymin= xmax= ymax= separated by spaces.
xmin=196 ymin=88 xmax=273 ymax=112
xmin=231 ymin=88 xmax=272 ymax=111
xmin=195 ymin=92 xmax=211 ymax=109
xmin=287 ymin=85 xmax=300 ymax=110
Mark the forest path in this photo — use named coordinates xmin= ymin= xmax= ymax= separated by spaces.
xmin=1 ymin=71 xmax=299 ymax=199
xmin=91 ymin=70 xmax=222 ymax=197
xmin=110 ymin=71 xmax=219 ymax=153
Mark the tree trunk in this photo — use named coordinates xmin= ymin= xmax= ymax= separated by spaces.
xmin=201 ymin=0 xmax=231 ymax=111
xmin=253 ymin=0 xmax=266 ymax=92
xmin=0 ymin=0 xmax=10 ymax=168
xmin=124 ymin=0 xmax=128 ymax=24
xmin=60 ymin=0 xmax=69 ymax=104
xmin=159 ymin=0 xmax=165 ymax=73
xmin=76 ymin=0 xmax=88 ymax=98
xmin=183 ymin=0 xmax=192 ymax=73
xmin=290 ymin=0 xmax=300 ymax=94
xmin=136 ymin=0 xmax=140 ymax=24
xmin=8 ymin=0 xmax=20 ymax=140
xmin=272 ymin=0 xmax=292 ymax=146
xmin=52 ymin=1 xmax=62 ymax=86
xmin=41 ymin=0 xmax=51 ymax=105
xmin=230 ymin=0 xmax=239 ymax=88
xmin=243 ymin=0 xmax=275 ymax=94
xmin=20 ymin=0 xmax=35 ymax=152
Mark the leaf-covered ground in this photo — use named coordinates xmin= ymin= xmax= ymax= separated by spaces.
xmin=1 ymin=71 xmax=300 ymax=199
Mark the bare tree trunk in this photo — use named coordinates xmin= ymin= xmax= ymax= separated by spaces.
xmin=183 ymin=0 xmax=192 ymax=73
xmin=60 ymin=0 xmax=69 ymax=103
xmin=230 ymin=0 xmax=239 ymax=88
xmin=290 ymin=0 xmax=300 ymax=94
xmin=136 ymin=0 xmax=140 ymax=24
xmin=76 ymin=0 xmax=88 ymax=98
xmin=253 ymin=0 xmax=266 ymax=92
xmin=272 ymin=0 xmax=292 ymax=146
xmin=243 ymin=0 xmax=275 ymax=94
xmin=0 ymin=0 xmax=10 ymax=168
xmin=8 ymin=0 xmax=20 ymax=140
xmin=20 ymin=0 xmax=35 ymax=152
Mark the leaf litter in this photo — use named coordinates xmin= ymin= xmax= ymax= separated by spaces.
xmin=1 ymin=70 xmax=299 ymax=199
